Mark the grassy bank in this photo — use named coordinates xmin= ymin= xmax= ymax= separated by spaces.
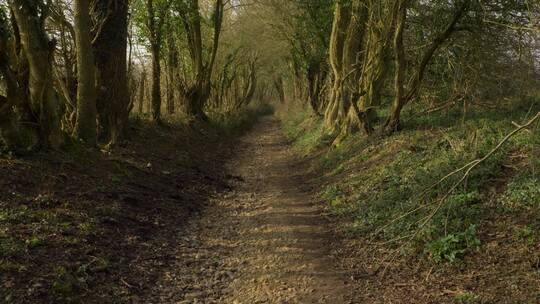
xmin=280 ymin=99 xmax=540 ymax=302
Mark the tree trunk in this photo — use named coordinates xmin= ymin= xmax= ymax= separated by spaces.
xmin=324 ymin=0 xmax=351 ymax=135
xmin=8 ymin=0 xmax=63 ymax=148
xmin=150 ymin=43 xmax=162 ymax=122
xmin=92 ymin=0 xmax=129 ymax=144
xmin=384 ymin=0 xmax=469 ymax=134
xmin=0 ymin=103 xmax=21 ymax=150
xmin=273 ymin=75 xmax=285 ymax=103
xmin=145 ymin=0 xmax=167 ymax=123
xmin=237 ymin=60 xmax=257 ymax=109
xmin=337 ymin=0 xmax=369 ymax=140
xmin=324 ymin=0 xmax=368 ymax=142
xmin=184 ymin=79 xmax=210 ymax=121
xmin=291 ymin=58 xmax=305 ymax=102
xmin=385 ymin=0 xmax=407 ymax=133
xmin=180 ymin=0 xmax=223 ymax=121
xmin=138 ymin=70 xmax=146 ymax=115
xmin=166 ymin=39 xmax=178 ymax=115
xmin=351 ymin=0 xmax=395 ymax=135
xmin=0 ymin=13 xmax=22 ymax=149
xmin=73 ymin=0 xmax=97 ymax=144
xmin=306 ymin=60 xmax=326 ymax=117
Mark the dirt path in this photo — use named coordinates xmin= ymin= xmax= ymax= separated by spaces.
xmin=149 ymin=116 xmax=354 ymax=303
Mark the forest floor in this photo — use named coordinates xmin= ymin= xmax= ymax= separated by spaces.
xmin=1 ymin=114 xmax=356 ymax=303
xmin=3 ymin=109 xmax=539 ymax=303
xmin=149 ymin=116 xmax=356 ymax=304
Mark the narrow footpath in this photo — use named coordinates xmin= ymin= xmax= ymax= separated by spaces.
xmin=148 ymin=116 xmax=355 ymax=303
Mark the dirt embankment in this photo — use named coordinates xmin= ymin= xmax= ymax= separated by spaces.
xmin=1 ymin=120 xmax=240 ymax=303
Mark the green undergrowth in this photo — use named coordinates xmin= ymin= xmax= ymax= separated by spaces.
xmin=282 ymin=99 xmax=540 ymax=263
xmin=282 ymin=110 xmax=331 ymax=155
xmin=132 ymin=102 xmax=274 ymax=136
xmin=208 ymin=102 xmax=275 ymax=135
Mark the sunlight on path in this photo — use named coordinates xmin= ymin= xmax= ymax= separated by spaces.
xmin=220 ymin=116 xmax=353 ymax=303
xmin=149 ymin=116 xmax=354 ymax=303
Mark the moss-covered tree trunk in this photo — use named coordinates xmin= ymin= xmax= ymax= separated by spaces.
xmin=0 ymin=12 xmax=22 ymax=149
xmin=291 ymin=58 xmax=306 ymax=103
xmin=324 ymin=0 xmax=351 ymax=136
xmin=184 ymin=79 xmax=210 ymax=120
xmin=337 ymin=0 xmax=369 ymax=140
xmin=8 ymin=0 xmax=63 ymax=148
xmin=306 ymin=59 xmax=327 ymax=117
xmin=273 ymin=75 xmax=285 ymax=103
xmin=324 ymin=0 xmax=368 ymax=142
xmin=348 ymin=0 xmax=395 ymax=135
xmin=235 ymin=59 xmax=257 ymax=110
xmin=138 ymin=70 xmax=146 ymax=115
xmin=182 ymin=0 xmax=206 ymax=120
xmin=356 ymin=37 xmax=392 ymax=133
xmin=387 ymin=0 xmax=407 ymax=133
xmin=73 ymin=0 xmax=97 ymax=144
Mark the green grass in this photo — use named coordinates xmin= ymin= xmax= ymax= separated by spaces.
xmin=454 ymin=291 xmax=479 ymax=303
xmin=209 ymin=102 xmax=275 ymax=135
xmin=501 ymin=175 xmax=540 ymax=211
xmin=282 ymin=110 xmax=327 ymax=154
xmin=281 ymin=98 xmax=540 ymax=262
xmin=424 ymin=224 xmax=481 ymax=263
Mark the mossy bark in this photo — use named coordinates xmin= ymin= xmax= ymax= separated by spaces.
xmin=324 ymin=0 xmax=352 ymax=137
xmin=325 ymin=0 xmax=369 ymax=143
xmin=150 ymin=43 xmax=162 ymax=122
xmin=146 ymin=0 xmax=164 ymax=123
xmin=9 ymin=0 xmax=63 ymax=148
xmin=357 ymin=2 xmax=395 ymax=134
xmin=73 ymin=0 xmax=97 ymax=144
xmin=0 ymin=13 xmax=20 ymax=149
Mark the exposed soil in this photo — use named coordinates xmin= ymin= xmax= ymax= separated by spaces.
xmin=147 ymin=116 xmax=355 ymax=303
xmin=1 ymin=116 xmax=355 ymax=303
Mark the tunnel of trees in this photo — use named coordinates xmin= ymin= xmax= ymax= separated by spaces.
xmin=0 ymin=0 xmax=539 ymax=302
xmin=0 ymin=0 xmax=266 ymax=150
xmin=0 ymin=0 xmax=538 ymax=151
